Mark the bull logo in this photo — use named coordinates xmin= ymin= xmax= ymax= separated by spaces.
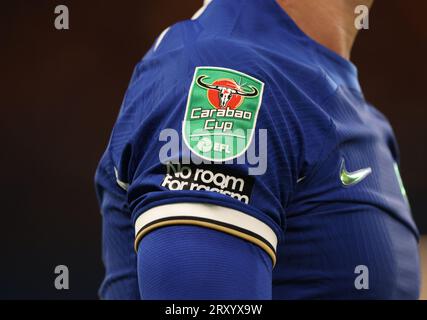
xmin=183 ymin=67 xmax=264 ymax=161
xmin=196 ymin=75 xmax=259 ymax=109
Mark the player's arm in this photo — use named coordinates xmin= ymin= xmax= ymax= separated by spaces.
xmin=116 ymin=38 xmax=302 ymax=300
xmin=137 ymin=222 xmax=272 ymax=299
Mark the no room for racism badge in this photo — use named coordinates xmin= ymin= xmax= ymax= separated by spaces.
xmin=183 ymin=66 xmax=264 ymax=161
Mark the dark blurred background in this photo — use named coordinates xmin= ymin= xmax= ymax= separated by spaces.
xmin=0 ymin=1 xmax=425 ymax=299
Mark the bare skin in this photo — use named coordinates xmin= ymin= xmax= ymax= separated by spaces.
xmin=276 ymin=0 xmax=374 ymax=60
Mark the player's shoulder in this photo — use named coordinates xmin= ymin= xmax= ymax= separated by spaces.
xmin=143 ymin=22 xmax=267 ymax=76
xmin=143 ymin=19 xmax=334 ymax=100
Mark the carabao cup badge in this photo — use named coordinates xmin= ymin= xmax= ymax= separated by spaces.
xmin=183 ymin=67 xmax=264 ymax=161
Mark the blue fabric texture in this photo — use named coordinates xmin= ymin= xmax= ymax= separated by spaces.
xmin=137 ymin=225 xmax=272 ymax=299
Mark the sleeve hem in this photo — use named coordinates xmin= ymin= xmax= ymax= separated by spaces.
xmin=133 ymin=202 xmax=278 ymax=266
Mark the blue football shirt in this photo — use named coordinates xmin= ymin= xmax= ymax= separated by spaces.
xmin=95 ymin=0 xmax=420 ymax=299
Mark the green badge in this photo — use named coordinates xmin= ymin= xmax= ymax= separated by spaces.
xmin=183 ymin=66 xmax=264 ymax=161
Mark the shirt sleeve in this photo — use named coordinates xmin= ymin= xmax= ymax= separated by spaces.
xmin=137 ymin=225 xmax=273 ymax=299
xmin=110 ymin=38 xmax=305 ymax=266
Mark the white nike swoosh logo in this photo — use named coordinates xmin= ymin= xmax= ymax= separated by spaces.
xmin=340 ymin=159 xmax=372 ymax=186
